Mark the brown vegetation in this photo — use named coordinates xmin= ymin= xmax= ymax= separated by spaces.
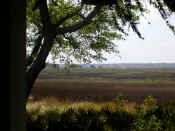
xmin=31 ymin=79 xmax=175 ymax=103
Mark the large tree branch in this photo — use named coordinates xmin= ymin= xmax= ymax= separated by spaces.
xmin=28 ymin=0 xmax=56 ymax=69
xmin=39 ymin=0 xmax=53 ymax=31
xmin=56 ymin=5 xmax=102 ymax=34
xmin=26 ymin=0 xmax=58 ymax=98
xmin=26 ymin=36 xmax=55 ymax=98
xmin=55 ymin=6 xmax=83 ymax=27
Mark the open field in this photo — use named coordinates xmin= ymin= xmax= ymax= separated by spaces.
xmin=30 ymin=68 xmax=175 ymax=103
xmin=38 ymin=68 xmax=175 ymax=82
xmin=27 ymin=68 xmax=175 ymax=130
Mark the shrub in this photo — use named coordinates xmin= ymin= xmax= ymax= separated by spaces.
xmin=163 ymin=101 xmax=175 ymax=130
xmin=112 ymin=93 xmax=128 ymax=111
xmin=26 ymin=96 xmax=175 ymax=131
xmin=101 ymin=106 xmax=134 ymax=131
xmin=144 ymin=95 xmax=158 ymax=111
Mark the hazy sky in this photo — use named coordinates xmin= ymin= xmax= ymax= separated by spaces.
xmin=46 ymin=5 xmax=175 ymax=64
xmin=103 ymin=6 xmax=175 ymax=64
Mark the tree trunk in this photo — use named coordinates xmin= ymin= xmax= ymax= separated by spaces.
xmin=26 ymin=0 xmax=57 ymax=100
xmin=26 ymin=35 xmax=55 ymax=99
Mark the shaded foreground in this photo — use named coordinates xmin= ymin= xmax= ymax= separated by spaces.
xmin=27 ymin=69 xmax=175 ymax=130
xmin=26 ymin=96 xmax=175 ymax=131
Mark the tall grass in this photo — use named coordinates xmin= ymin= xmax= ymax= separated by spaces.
xmin=26 ymin=95 xmax=175 ymax=131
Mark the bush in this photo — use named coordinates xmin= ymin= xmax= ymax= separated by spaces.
xmin=113 ymin=93 xmax=128 ymax=110
xmin=75 ymin=108 xmax=106 ymax=131
xmin=163 ymin=101 xmax=175 ymax=130
xmin=102 ymin=108 xmax=134 ymax=131
xmin=26 ymin=97 xmax=175 ymax=131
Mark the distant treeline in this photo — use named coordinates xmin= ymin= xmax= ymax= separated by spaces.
xmin=46 ymin=63 xmax=175 ymax=69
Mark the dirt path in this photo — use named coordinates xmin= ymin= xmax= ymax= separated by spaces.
xmin=31 ymin=80 xmax=175 ymax=103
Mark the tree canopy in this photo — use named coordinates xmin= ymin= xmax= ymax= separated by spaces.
xmin=25 ymin=0 xmax=174 ymax=98
xmin=27 ymin=0 xmax=146 ymax=64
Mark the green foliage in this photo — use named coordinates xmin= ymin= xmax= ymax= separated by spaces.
xmin=132 ymin=114 xmax=162 ymax=131
xmin=144 ymin=95 xmax=158 ymax=111
xmin=113 ymin=93 xmax=128 ymax=110
xmin=150 ymin=0 xmax=175 ymax=34
xmin=132 ymin=103 xmax=163 ymax=131
xmin=101 ymin=106 xmax=134 ymax=131
xmin=26 ymin=96 xmax=175 ymax=131
xmin=26 ymin=0 xmax=148 ymax=64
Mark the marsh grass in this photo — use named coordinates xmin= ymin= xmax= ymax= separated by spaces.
xmin=33 ymin=68 xmax=175 ymax=104
xmin=26 ymin=95 xmax=175 ymax=131
xmin=27 ymin=68 xmax=175 ymax=130
xmin=27 ymin=95 xmax=138 ymax=116
xmin=39 ymin=68 xmax=175 ymax=84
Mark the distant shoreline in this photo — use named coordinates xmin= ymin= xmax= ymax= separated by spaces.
xmin=45 ymin=63 xmax=175 ymax=69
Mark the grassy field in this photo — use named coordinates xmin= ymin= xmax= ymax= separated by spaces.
xmin=29 ymin=68 xmax=175 ymax=104
xmin=27 ymin=68 xmax=175 ymax=131
xmin=38 ymin=68 xmax=175 ymax=83
xmin=27 ymin=94 xmax=175 ymax=131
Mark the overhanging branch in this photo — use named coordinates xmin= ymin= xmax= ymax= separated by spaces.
xmin=39 ymin=0 xmax=52 ymax=30
xmin=56 ymin=5 xmax=102 ymax=34
xmin=82 ymin=0 xmax=117 ymax=5
xmin=55 ymin=6 xmax=83 ymax=27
